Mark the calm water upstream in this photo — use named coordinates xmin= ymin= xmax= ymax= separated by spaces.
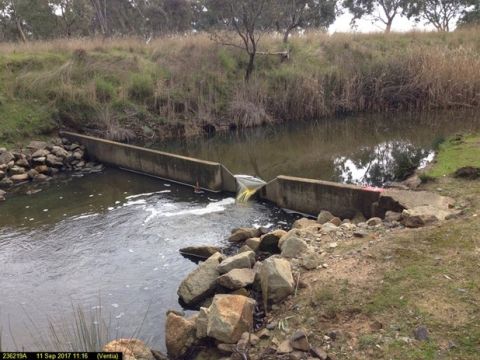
xmin=1 ymin=111 xmax=479 ymax=351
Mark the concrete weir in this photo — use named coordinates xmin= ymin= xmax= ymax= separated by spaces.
xmin=61 ymin=132 xmax=381 ymax=217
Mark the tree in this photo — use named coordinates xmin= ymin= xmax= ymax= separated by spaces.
xmin=457 ymin=2 xmax=480 ymax=28
xmin=52 ymin=0 xmax=94 ymax=37
xmin=407 ymin=0 xmax=472 ymax=31
xmin=273 ymin=0 xmax=338 ymax=43
xmin=344 ymin=0 xmax=408 ymax=32
xmin=206 ymin=0 xmax=272 ymax=80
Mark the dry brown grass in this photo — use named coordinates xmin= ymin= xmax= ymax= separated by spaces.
xmin=1 ymin=29 xmax=480 ymax=145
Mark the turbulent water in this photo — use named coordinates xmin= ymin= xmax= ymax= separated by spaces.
xmin=0 ymin=169 xmax=294 ymax=351
xmin=1 ymin=110 xmax=480 ymax=351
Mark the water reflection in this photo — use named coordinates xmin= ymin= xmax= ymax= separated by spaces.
xmin=333 ymin=140 xmax=432 ymax=186
xmin=159 ymin=111 xmax=480 ymax=185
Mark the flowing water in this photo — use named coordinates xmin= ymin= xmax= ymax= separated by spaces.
xmin=1 ymin=111 xmax=480 ymax=351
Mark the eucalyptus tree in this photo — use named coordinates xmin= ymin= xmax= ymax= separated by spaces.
xmin=407 ymin=0 xmax=473 ymax=31
xmin=458 ymin=3 xmax=480 ymax=28
xmin=273 ymin=0 xmax=338 ymax=43
xmin=205 ymin=0 xmax=273 ymax=80
xmin=343 ymin=0 xmax=409 ymax=32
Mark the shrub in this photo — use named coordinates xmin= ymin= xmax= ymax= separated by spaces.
xmin=128 ymin=74 xmax=154 ymax=102
xmin=95 ymin=78 xmax=115 ymax=103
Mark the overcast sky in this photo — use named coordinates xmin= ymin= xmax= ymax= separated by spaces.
xmin=329 ymin=8 xmax=440 ymax=33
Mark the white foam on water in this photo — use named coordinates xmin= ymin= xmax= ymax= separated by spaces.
xmin=123 ymin=199 xmax=147 ymax=207
xmin=73 ymin=213 xmax=99 ymax=221
xmin=143 ymin=197 xmax=236 ymax=223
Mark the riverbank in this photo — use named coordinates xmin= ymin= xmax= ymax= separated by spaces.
xmin=1 ymin=29 xmax=480 ymax=148
xmin=159 ymin=134 xmax=479 ymax=359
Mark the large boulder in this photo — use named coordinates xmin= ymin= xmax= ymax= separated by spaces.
xmin=177 ymin=252 xmax=224 ymax=306
xmin=228 ymin=227 xmax=262 ymax=243
xmin=165 ymin=312 xmax=197 ymax=359
xmin=317 ymin=210 xmax=334 ymax=224
xmin=10 ymin=173 xmax=29 ymax=182
xmin=27 ymin=141 xmax=48 ymax=151
xmin=280 ymin=233 xmax=309 ymax=258
xmin=31 ymin=149 xmax=50 ymax=158
xmin=51 ymin=145 xmax=69 ymax=158
xmin=206 ymin=294 xmax=255 ymax=344
xmin=103 ymin=339 xmax=154 ymax=360
xmin=196 ymin=307 xmax=209 ymax=339
xmin=260 ymin=257 xmax=294 ymax=304
xmin=292 ymin=218 xmax=318 ymax=229
xmin=258 ymin=230 xmax=287 ymax=253
xmin=46 ymin=154 xmax=64 ymax=167
xmin=217 ymin=268 xmax=256 ymax=290
xmin=401 ymin=206 xmax=458 ymax=228
xmin=217 ymin=251 xmax=255 ymax=274
xmin=179 ymin=245 xmax=221 ymax=260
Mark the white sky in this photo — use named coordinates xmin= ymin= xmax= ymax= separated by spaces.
xmin=329 ymin=8 xmax=439 ymax=33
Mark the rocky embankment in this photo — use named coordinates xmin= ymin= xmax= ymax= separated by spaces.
xmin=0 ymin=139 xmax=103 ymax=201
xmin=95 ymin=187 xmax=462 ymax=360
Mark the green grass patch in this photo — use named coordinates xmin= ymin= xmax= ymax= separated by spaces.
xmin=426 ymin=134 xmax=480 ymax=178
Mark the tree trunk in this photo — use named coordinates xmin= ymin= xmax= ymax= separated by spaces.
xmin=245 ymin=53 xmax=255 ymax=81
xmin=15 ymin=18 xmax=27 ymax=42
xmin=283 ymin=28 xmax=291 ymax=44
xmin=385 ymin=18 xmax=393 ymax=33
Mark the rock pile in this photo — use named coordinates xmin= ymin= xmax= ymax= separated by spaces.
xmin=0 ymin=138 xmax=103 ymax=201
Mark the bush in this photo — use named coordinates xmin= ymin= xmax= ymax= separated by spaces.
xmin=95 ymin=78 xmax=115 ymax=103
xmin=128 ymin=74 xmax=154 ymax=102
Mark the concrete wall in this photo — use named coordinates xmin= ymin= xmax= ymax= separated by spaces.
xmin=259 ymin=175 xmax=381 ymax=218
xmin=63 ymin=132 xmax=381 ymax=217
xmin=61 ymin=131 xmax=237 ymax=193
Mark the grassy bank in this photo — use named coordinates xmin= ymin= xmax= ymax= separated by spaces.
xmin=1 ymin=29 xmax=480 ymax=147
xmin=250 ymin=136 xmax=480 ymax=359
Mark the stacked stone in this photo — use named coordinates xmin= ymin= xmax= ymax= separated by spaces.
xmin=0 ymin=138 xmax=103 ymax=201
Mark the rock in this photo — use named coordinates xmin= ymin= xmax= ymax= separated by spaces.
xmin=179 ymin=245 xmax=221 ymax=260
xmin=352 ymin=212 xmax=366 ymax=225
xmin=165 ymin=312 xmax=197 ymax=359
xmin=293 ymin=218 xmax=318 ymax=229
xmin=177 ymin=252 xmax=224 ymax=306
xmin=32 ymin=156 xmax=47 ymax=165
xmin=73 ymin=150 xmax=84 ymax=160
xmin=353 ymin=230 xmax=369 ymax=238
xmin=385 ymin=211 xmax=402 ymax=222
xmin=32 ymin=149 xmax=50 ymax=158
xmin=290 ymin=330 xmax=309 ymax=351
xmin=27 ymin=141 xmax=48 ymax=151
xmin=9 ymin=165 xmax=26 ymax=175
xmin=366 ymin=217 xmax=382 ymax=226
xmin=301 ymin=251 xmax=322 ymax=270
xmin=228 ymin=227 xmax=261 ymax=243
xmin=217 ymin=268 xmax=256 ymax=290
xmin=33 ymin=174 xmax=50 ymax=182
xmin=402 ymin=174 xmax=422 ymax=189
xmin=15 ymin=158 xmax=30 ymax=168
xmin=46 ymin=154 xmax=64 ymax=167
xmin=277 ymin=340 xmax=293 ymax=354
xmin=0 ymin=151 xmax=14 ymax=166
xmin=103 ymin=339 xmax=154 ymax=360
xmin=280 ymin=234 xmax=309 ymax=258
xmin=238 ymin=245 xmax=253 ymax=253
xmin=401 ymin=205 xmax=457 ymax=228
xmin=454 ymin=166 xmax=480 ymax=180
xmin=340 ymin=222 xmax=356 ymax=231
xmin=10 ymin=173 xmax=29 ymax=182
xmin=260 ymin=257 xmax=294 ymax=304
xmin=239 ymin=331 xmax=260 ymax=346
xmin=0 ymin=170 xmax=4 ymax=180
xmin=196 ymin=307 xmax=209 ymax=339
xmin=259 ymin=229 xmax=287 ymax=253
xmin=34 ymin=165 xmax=49 ymax=174
xmin=27 ymin=169 xmax=39 ymax=179
xmin=245 ymin=237 xmax=261 ymax=251
xmin=150 ymin=350 xmax=168 ymax=360
xmin=413 ymin=326 xmax=429 ymax=341
xmin=217 ymin=251 xmax=255 ymax=274
xmin=310 ymin=347 xmax=328 ymax=360
xmin=321 ymin=223 xmax=338 ymax=233
xmin=206 ymin=294 xmax=255 ymax=344
xmin=0 ymin=177 xmax=13 ymax=188
xmin=317 ymin=210 xmax=334 ymax=224
xmin=51 ymin=145 xmax=69 ymax=158
xmin=329 ymin=217 xmax=342 ymax=226
xmin=0 ymin=189 xmax=6 ymax=201
xmin=256 ymin=328 xmax=270 ymax=338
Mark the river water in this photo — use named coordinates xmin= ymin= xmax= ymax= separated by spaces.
xmin=1 ymin=111 xmax=479 ymax=351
